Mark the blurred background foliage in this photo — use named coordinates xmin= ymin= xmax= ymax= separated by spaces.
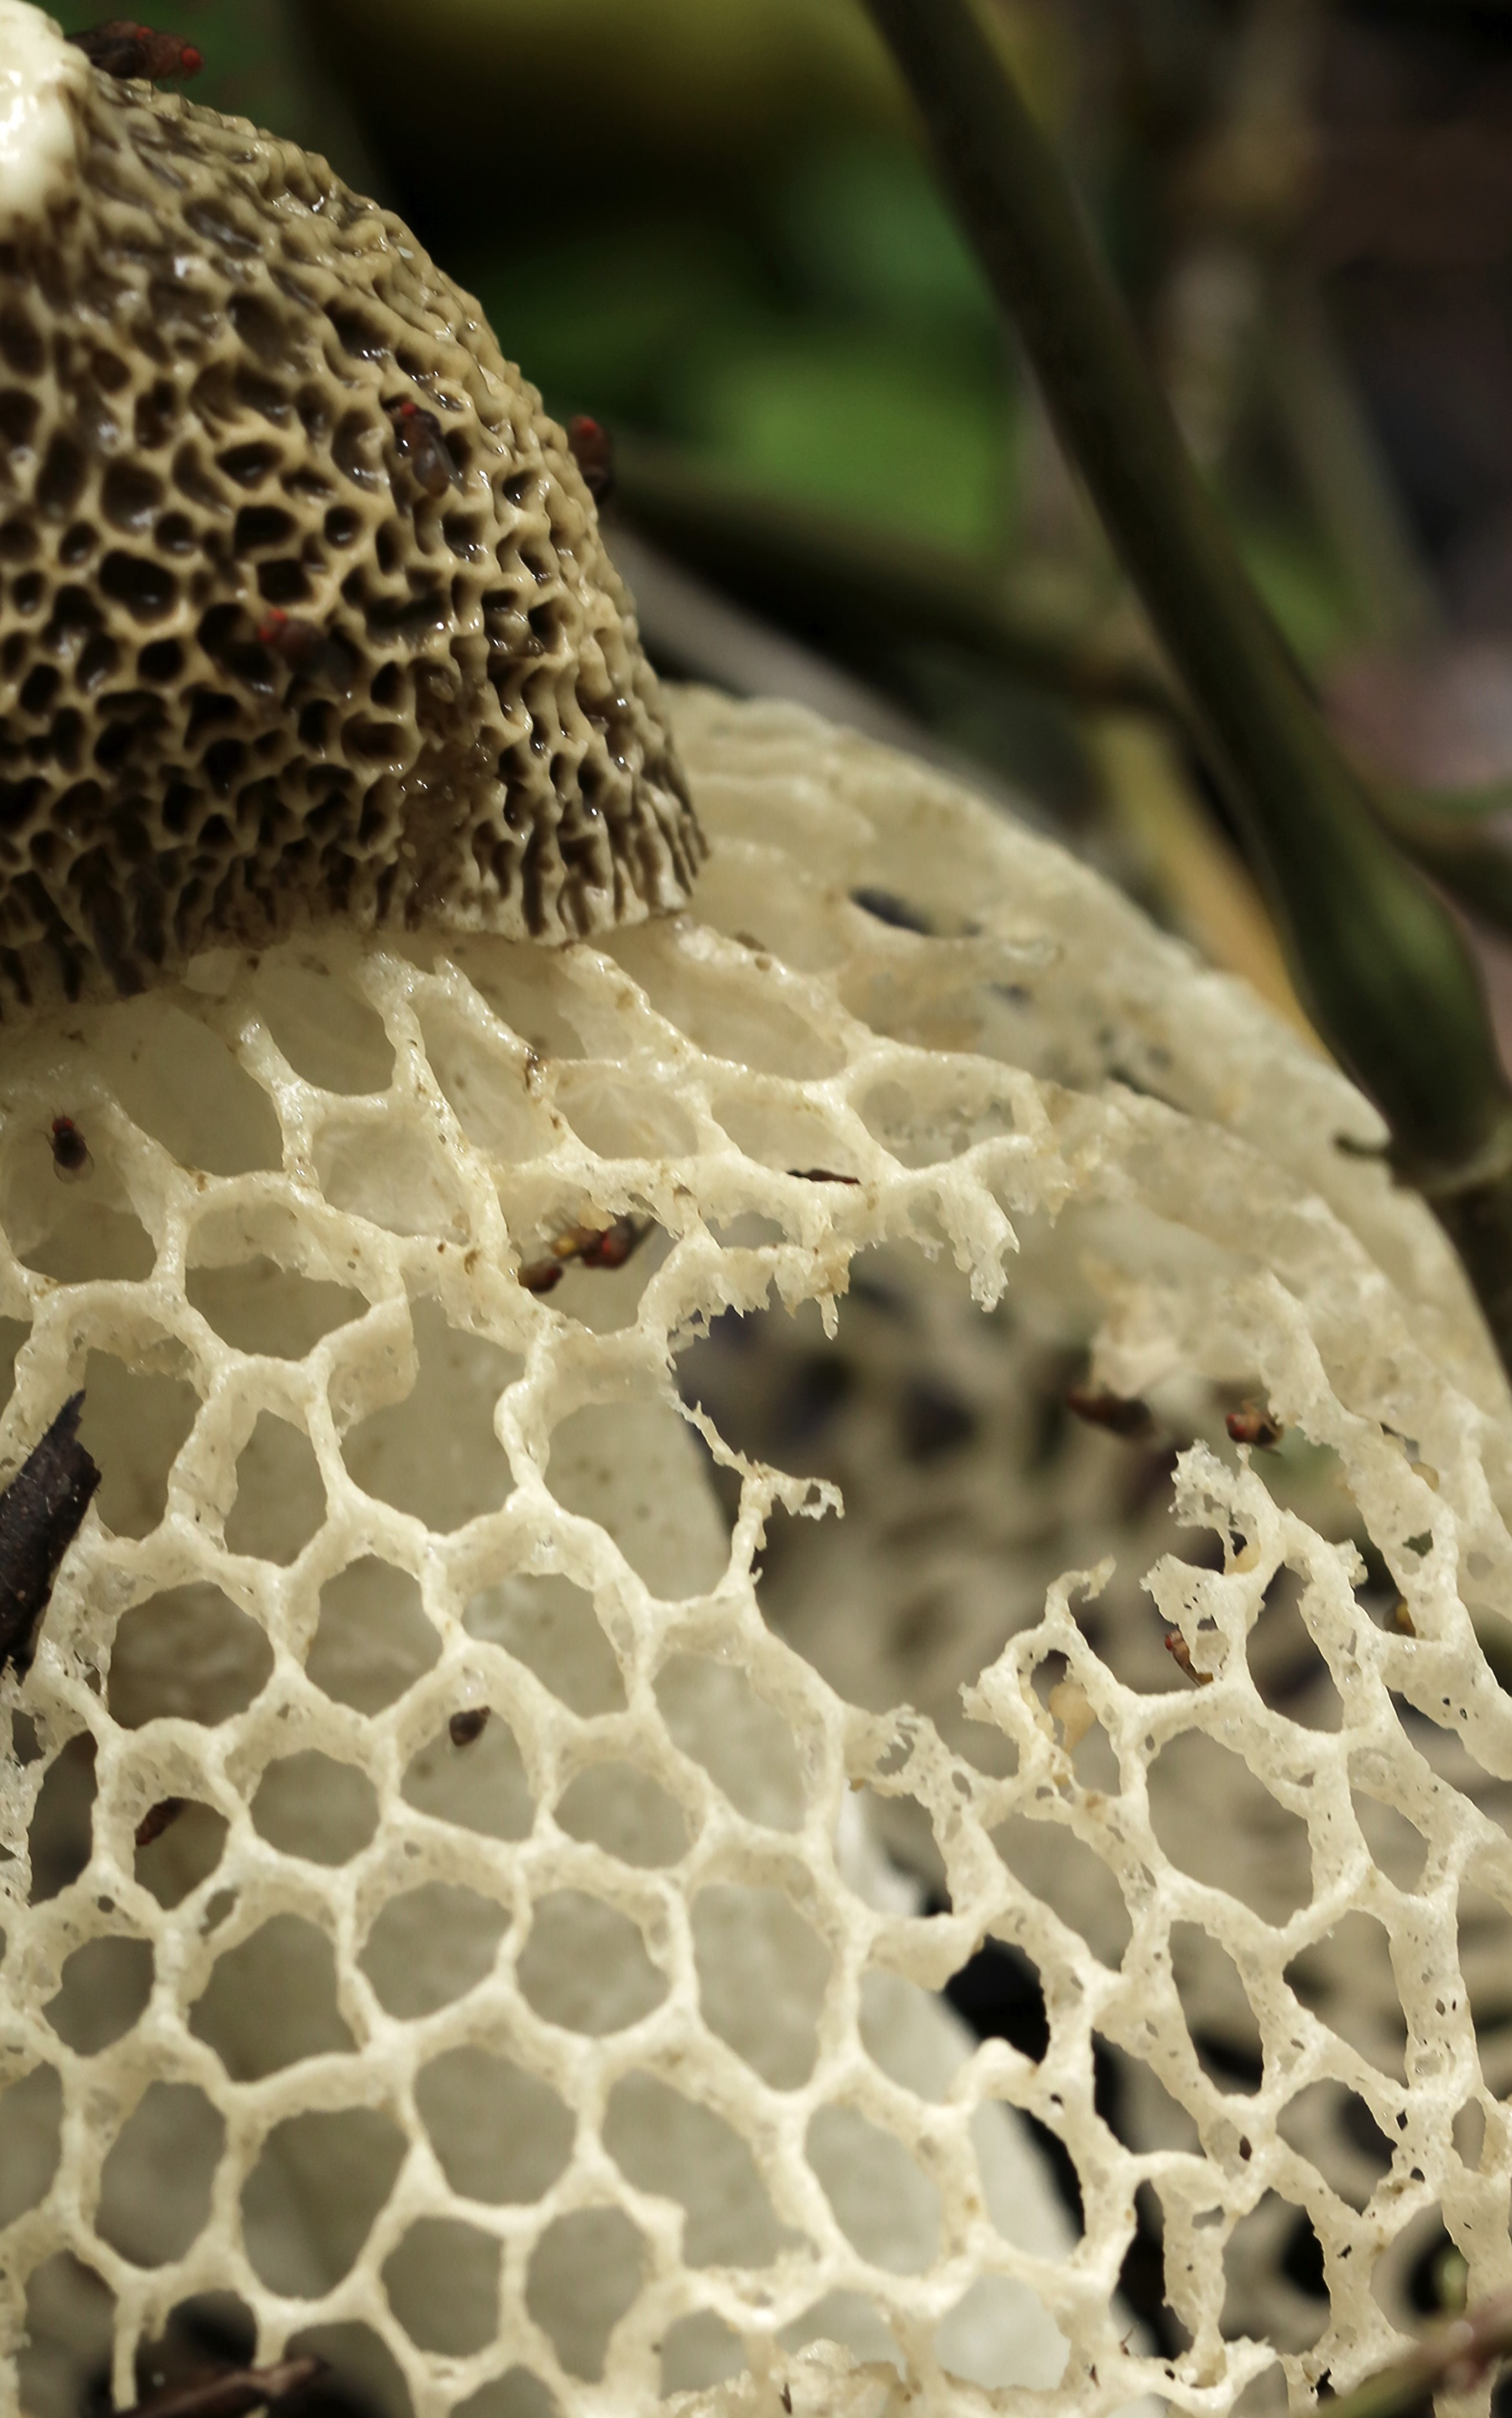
xmin=46 ymin=0 xmax=1512 ymax=1042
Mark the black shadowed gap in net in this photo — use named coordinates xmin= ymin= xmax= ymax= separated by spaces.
xmin=0 ymin=1393 xmax=100 ymax=1679
xmin=943 ymin=1928 xmax=1184 ymax=2356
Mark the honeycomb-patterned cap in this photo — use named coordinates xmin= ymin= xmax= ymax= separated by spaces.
xmin=0 ymin=3 xmax=703 ymax=1008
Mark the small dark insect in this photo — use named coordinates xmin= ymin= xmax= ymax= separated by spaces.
xmin=518 ymin=1214 xmax=651 ymax=1293
xmin=68 ymin=21 xmax=204 ymax=80
xmin=1065 ymin=1385 xmax=1154 ymax=1441
xmin=1226 ymin=1403 xmax=1282 ymax=1449
xmin=1394 ymin=1600 xmax=1417 ymax=1638
xmin=257 ymin=611 xmax=351 ymax=690
xmin=577 ymin=1214 xmax=646 ymax=1271
xmin=135 ymin=1797 xmax=186 ymax=1849
xmin=780 ymin=2391 xmax=793 ymax=2416
xmin=117 ymin=2356 xmax=325 ymax=2418
xmin=567 ymin=414 xmax=615 ymax=505
xmin=449 ymin=1707 xmax=490 ymax=1748
xmin=1164 ymin=1632 xmax=1213 ymax=1687
xmin=0 ymin=1394 xmax=101 ymax=1681
xmin=50 ymin=1115 xmax=92 ymax=1181
xmin=517 ymin=1257 xmax=565 ymax=1296
xmin=386 ymin=397 xmax=456 ymax=496
xmin=790 ymin=1168 xmax=861 ymax=1186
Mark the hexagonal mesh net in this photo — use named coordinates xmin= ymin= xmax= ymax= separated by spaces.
xmin=1 ymin=689 xmax=1510 ymax=2418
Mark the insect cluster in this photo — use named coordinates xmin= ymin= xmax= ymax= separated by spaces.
xmin=517 ymin=1213 xmax=650 ymax=1295
xmin=66 ymin=17 xmax=202 ymax=81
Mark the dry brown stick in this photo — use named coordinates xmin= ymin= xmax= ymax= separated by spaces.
xmin=114 ymin=2356 xmax=324 ymax=2418
xmin=0 ymin=1395 xmax=100 ymax=1679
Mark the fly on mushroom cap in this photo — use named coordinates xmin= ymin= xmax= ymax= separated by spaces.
xmin=0 ymin=1 xmax=703 ymax=1006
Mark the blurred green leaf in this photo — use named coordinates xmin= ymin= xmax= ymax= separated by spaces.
xmin=775 ymin=139 xmax=1000 ymax=347
xmin=461 ymin=139 xmax=1018 ymax=556
xmin=460 ymin=224 xmax=763 ymax=425
xmin=311 ymin=0 xmax=897 ymax=169
xmin=1234 ymin=517 xmax=1361 ymax=666
xmin=677 ymin=328 xmax=1013 ymax=548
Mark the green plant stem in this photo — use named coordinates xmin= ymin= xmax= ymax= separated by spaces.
xmin=1377 ymin=791 xmax=1512 ymax=944
xmin=1269 ymin=287 xmax=1441 ymax=650
xmin=1321 ymin=2291 xmax=1512 ymax=2418
xmin=860 ymin=0 xmax=1512 ymax=1366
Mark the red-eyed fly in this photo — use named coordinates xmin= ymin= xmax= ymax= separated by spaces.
xmin=577 ymin=1215 xmax=644 ymax=1270
xmin=67 ymin=21 xmax=204 ymax=79
xmin=50 ymin=1116 xmax=92 ymax=1181
xmin=1226 ymin=1404 xmax=1283 ymax=1449
xmin=567 ymin=414 xmax=615 ymax=505
xmin=386 ymin=398 xmax=456 ymax=497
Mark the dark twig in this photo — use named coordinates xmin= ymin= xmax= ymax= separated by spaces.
xmin=115 ymin=2357 xmax=324 ymax=2418
xmin=615 ymin=438 xmax=1174 ymax=722
xmin=0 ymin=1395 xmax=100 ymax=1679
xmin=860 ymin=0 xmax=1512 ymax=1373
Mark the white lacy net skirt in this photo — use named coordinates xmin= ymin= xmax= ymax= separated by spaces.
xmin=0 ymin=690 xmax=1507 ymax=2418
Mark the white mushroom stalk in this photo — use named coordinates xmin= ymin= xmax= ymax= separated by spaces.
xmin=0 ymin=19 xmax=1510 ymax=2418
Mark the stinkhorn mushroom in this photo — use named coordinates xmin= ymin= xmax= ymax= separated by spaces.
xmin=0 ymin=0 xmax=701 ymax=1009
xmin=1 ymin=14 xmax=1511 ymax=2418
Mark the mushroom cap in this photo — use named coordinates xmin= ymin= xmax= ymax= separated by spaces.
xmin=0 ymin=4 xmax=703 ymax=1007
